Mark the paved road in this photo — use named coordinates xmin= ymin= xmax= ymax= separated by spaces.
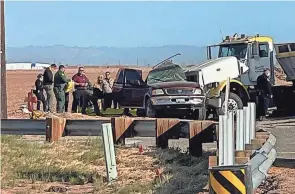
xmin=257 ymin=117 xmax=295 ymax=159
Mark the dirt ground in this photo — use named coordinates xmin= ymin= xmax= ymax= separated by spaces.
xmin=1 ymin=135 xmax=212 ymax=194
xmin=6 ymin=67 xmax=151 ymax=118
xmin=256 ymin=167 xmax=295 ymax=194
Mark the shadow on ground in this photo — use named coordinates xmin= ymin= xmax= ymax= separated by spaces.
xmin=143 ymin=147 xmax=215 ymax=194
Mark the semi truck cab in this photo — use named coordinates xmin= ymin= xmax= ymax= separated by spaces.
xmin=185 ymin=33 xmax=295 ymax=117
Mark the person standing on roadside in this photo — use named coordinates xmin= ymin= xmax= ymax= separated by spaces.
xmin=81 ymin=75 xmax=104 ymax=116
xmin=257 ymin=68 xmax=273 ymax=121
xmin=102 ymin=71 xmax=114 ymax=110
xmin=43 ymin=64 xmax=57 ymax=112
xmin=34 ymin=74 xmax=47 ymax=111
xmin=53 ymin=65 xmax=71 ymax=113
xmin=65 ymin=92 xmax=69 ymax=112
xmin=71 ymin=67 xmax=91 ymax=113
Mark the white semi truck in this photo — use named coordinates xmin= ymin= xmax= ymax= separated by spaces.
xmin=184 ymin=33 xmax=295 ymax=118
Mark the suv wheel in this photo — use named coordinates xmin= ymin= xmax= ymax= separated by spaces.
xmin=145 ymin=99 xmax=156 ymax=118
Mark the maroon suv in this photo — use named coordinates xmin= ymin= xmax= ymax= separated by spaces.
xmin=112 ymin=64 xmax=206 ymax=119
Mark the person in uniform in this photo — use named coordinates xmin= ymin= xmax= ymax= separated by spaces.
xmin=43 ymin=64 xmax=57 ymax=112
xmin=256 ymin=68 xmax=272 ymax=121
xmin=53 ymin=65 xmax=70 ymax=113
xmin=34 ymin=74 xmax=47 ymax=111
xmin=102 ymin=71 xmax=114 ymax=110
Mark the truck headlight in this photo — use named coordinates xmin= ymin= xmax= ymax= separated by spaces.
xmin=152 ymin=89 xmax=164 ymax=95
xmin=194 ymin=88 xmax=202 ymax=95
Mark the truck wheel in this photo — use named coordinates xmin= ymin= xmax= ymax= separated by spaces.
xmin=145 ymin=99 xmax=157 ymax=118
xmin=217 ymin=92 xmax=243 ymax=115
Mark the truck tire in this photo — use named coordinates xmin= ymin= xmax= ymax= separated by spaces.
xmin=217 ymin=92 xmax=243 ymax=116
xmin=145 ymin=99 xmax=157 ymax=118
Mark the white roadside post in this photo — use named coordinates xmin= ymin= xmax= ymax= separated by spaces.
xmin=244 ymin=106 xmax=251 ymax=144
xmin=102 ymin=123 xmax=118 ymax=182
xmin=249 ymin=102 xmax=256 ymax=140
xmin=218 ymin=115 xmax=225 ymax=166
xmin=226 ymin=112 xmax=235 ymax=165
xmin=236 ymin=109 xmax=245 ymax=150
xmin=221 ymin=77 xmax=235 ymax=165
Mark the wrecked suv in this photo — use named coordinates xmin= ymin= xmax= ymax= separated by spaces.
xmin=112 ymin=63 xmax=206 ymax=119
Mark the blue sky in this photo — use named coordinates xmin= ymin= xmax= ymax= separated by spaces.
xmin=5 ymin=1 xmax=295 ymax=47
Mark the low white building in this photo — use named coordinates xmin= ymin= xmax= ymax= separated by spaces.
xmin=6 ymin=62 xmax=50 ymax=70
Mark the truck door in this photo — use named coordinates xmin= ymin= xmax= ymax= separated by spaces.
xmin=248 ymin=42 xmax=272 ymax=82
xmin=113 ymin=69 xmax=125 ymax=105
xmin=123 ymin=69 xmax=148 ymax=108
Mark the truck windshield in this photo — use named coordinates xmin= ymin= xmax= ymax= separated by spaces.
xmin=146 ymin=65 xmax=186 ymax=85
xmin=218 ymin=43 xmax=247 ymax=59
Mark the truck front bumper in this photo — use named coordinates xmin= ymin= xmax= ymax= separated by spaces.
xmin=150 ymin=95 xmax=205 ymax=110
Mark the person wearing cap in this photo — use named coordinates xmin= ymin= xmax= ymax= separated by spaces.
xmin=256 ymin=68 xmax=273 ymax=121
xmin=34 ymin=74 xmax=47 ymax=111
xmin=43 ymin=64 xmax=57 ymax=112
xmin=53 ymin=65 xmax=71 ymax=113
xmin=71 ymin=67 xmax=91 ymax=113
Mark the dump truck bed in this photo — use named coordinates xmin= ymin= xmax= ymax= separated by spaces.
xmin=274 ymin=43 xmax=295 ymax=85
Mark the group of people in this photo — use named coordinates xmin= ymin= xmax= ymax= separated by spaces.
xmin=34 ymin=63 xmax=116 ymax=115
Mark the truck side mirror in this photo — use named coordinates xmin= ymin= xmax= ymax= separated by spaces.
xmin=251 ymin=41 xmax=259 ymax=58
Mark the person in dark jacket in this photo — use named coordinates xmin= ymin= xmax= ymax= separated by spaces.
xmin=54 ymin=65 xmax=71 ymax=113
xmin=256 ymin=68 xmax=272 ymax=121
xmin=34 ymin=74 xmax=47 ymax=111
xmin=71 ymin=67 xmax=91 ymax=113
xmin=43 ymin=64 xmax=57 ymax=112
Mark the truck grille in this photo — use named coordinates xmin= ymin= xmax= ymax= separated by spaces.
xmin=165 ymin=88 xmax=194 ymax=95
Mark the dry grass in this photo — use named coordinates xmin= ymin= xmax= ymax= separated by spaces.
xmin=1 ymin=135 xmax=156 ymax=193
xmin=1 ymin=135 xmax=211 ymax=194
xmin=1 ymin=135 xmax=104 ymax=187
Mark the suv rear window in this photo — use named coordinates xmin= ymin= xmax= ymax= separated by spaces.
xmin=125 ymin=69 xmax=142 ymax=84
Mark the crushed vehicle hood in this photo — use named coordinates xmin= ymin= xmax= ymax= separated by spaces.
xmin=149 ymin=81 xmax=200 ymax=89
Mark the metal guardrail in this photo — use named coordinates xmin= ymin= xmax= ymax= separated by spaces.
xmin=65 ymin=119 xmax=109 ymax=136
xmin=1 ymin=118 xmax=195 ymax=138
xmin=248 ymin=134 xmax=277 ymax=189
xmin=1 ymin=119 xmax=46 ymax=135
xmin=1 ymin=117 xmax=217 ymax=158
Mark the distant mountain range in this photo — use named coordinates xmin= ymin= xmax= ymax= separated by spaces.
xmin=6 ymin=45 xmax=208 ymax=66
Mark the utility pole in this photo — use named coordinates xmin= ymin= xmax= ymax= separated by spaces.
xmin=0 ymin=0 xmax=7 ymax=119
